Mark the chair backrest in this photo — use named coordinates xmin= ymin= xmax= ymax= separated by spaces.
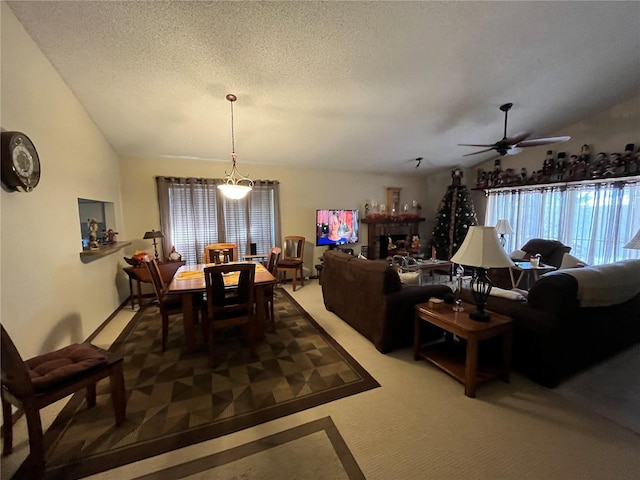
xmin=282 ymin=236 xmax=305 ymax=261
xmin=266 ymin=247 xmax=282 ymax=274
xmin=203 ymin=263 xmax=256 ymax=319
xmin=1 ymin=324 xmax=34 ymax=397
xmin=203 ymin=243 xmax=238 ymax=264
xmin=144 ymin=257 xmax=167 ymax=302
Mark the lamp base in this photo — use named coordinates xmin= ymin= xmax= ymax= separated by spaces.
xmin=469 ymin=309 xmax=491 ymax=322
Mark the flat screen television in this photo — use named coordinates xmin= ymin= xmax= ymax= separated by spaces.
xmin=316 ymin=209 xmax=359 ymax=246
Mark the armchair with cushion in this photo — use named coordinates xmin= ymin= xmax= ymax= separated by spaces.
xmin=490 ymin=238 xmax=571 ymax=289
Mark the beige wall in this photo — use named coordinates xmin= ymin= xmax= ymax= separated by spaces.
xmin=1 ymin=4 xmax=126 ymax=358
xmin=119 ymin=156 xmax=450 ymax=274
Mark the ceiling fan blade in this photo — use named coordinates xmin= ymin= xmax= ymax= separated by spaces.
xmin=504 ymin=132 xmax=531 ymax=145
xmin=462 ymin=148 xmax=496 ymax=157
xmin=516 ymin=136 xmax=571 ymax=148
xmin=458 ymin=143 xmax=495 ymax=148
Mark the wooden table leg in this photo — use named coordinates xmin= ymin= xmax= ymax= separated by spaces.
xmin=128 ymin=277 xmax=135 ymax=309
xmin=413 ymin=313 xmax=420 ymax=360
xmin=181 ymin=293 xmax=196 ymax=353
xmin=464 ymin=335 xmax=479 ymax=398
xmin=136 ymin=279 xmax=143 ymax=309
xmin=254 ymin=284 xmax=268 ymax=339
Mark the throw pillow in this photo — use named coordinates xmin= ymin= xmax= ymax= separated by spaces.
xmin=398 ymin=271 xmax=421 ymax=286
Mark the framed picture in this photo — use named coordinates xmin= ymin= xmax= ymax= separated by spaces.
xmin=387 ymin=187 xmax=401 ymax=216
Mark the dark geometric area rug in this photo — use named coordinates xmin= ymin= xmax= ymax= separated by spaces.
xmin=19 ymin=289 xmax=378 ymax=480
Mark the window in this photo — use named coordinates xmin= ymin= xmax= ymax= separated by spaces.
xmin=485 ymin=179 xmax=640 ymax=265
xmin=156 ymin=177 xmax=281 ymax=265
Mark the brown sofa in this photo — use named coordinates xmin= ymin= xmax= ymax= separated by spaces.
xmin=461 ymin=259 xmax=640 ymax=387
xmin=321 ymin=250 xmax=452 ymax=353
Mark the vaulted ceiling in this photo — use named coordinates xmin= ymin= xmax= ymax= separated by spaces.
xmin=6 ymin=1 xmax=640 ymax=174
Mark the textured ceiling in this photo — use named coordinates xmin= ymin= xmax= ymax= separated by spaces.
xmin=6 ymin=1 xmax=640 ymax=174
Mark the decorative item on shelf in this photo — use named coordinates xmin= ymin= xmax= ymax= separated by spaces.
xmin=143 ymin=229 xmax=164 ymax=262
xmin=452 ymin=264 xmax=465 ymax=312
xmin=450 ymin=226 xmax=515 ymax=322
xmin=106 ymin=229 xmax=118 ymax=244
xmin=168 ymin=245 xmax=182 ymax=261
xmin=87 ymin=218 xmax=100 ymax=250
xmin=494 ymin=219 xmax=514 ymax=248
xmin=624 ymin=227 xmax=640 ymax=250
xmin=218 ymin=93 xmax=253 ymax=200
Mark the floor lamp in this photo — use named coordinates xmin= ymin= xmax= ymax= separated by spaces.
xmin=450 ymin=226 xmax=515 ymax=322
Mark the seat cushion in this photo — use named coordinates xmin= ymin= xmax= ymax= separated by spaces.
xmin=278 ymin=259 xmax=302 ymax=267
xmin=26 ymin=343 xmax=108 ymax=390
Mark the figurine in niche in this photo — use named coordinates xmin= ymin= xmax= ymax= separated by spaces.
xmin=88 ymin=218 xmax=100 ymax=250
xmin=106 ymin=229 xmax=118 ymax=244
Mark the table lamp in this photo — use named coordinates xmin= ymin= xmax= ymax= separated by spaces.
xmin=143 ymin=229 xmax=164 ymax=262
xmin=450 ymin=226 xmax=515 ymax=322
xmin=624 ymin=227 xmax=640 ymax=250
xmin=494 ymin=219 xmax=514 ymax=249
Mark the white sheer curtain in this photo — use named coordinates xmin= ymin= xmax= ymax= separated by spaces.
xmin=485 ymin=179 xmax=640 ymax=265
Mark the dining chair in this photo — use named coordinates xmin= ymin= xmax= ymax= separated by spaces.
xmin=276 ymin=236 xmax=306 ymax=291
xmin=264 ymin=247 xmax=282 ymax=331
xmin=203 ymin=243 xmax=238 ymax=264
xmin=145 ymin=257 xmax=201 ymax=352
xmin=0 ymin=324 xmax=126 ymax=477
xmin=203 ymin=263 xmax=256 ymax=368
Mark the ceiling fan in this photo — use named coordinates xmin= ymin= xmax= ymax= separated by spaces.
xmin=402 ymin=157 xmax=423 ymax=168
xmin=458 ymin=103 xmax=570 ymax=157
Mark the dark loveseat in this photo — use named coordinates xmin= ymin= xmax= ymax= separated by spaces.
xmin=321 ymin=250 xmax=452 ymax=353
xmin=461 ymin=259 xmax=640 ymax=387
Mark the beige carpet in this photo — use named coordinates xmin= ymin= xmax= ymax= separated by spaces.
xmin=3 ymin=279 xmax=639 ymax=480
xmin=556 ymin=343 xmax=640 ymax=434
xmin=130 ymin=417 xmax=363 ymax=480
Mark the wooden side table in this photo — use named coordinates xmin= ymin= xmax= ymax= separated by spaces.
xmin=414 ymin=301 xmax=512 ymax=398
xmin=123 ymin=260 xmax=185 ymax=309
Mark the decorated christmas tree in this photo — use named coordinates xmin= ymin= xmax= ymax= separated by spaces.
xmin=430 ymin=169 xmax=478 ymax=260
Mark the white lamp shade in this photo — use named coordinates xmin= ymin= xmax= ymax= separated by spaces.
xmin=624 ymin=227 xmax=640 ymax=249
xmin=451 ymin=226 xmax=516 ymax=268
xmin=495 ymin=219 xmax=514 ymax=235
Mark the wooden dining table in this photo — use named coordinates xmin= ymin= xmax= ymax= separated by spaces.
xmin=167 ymin=261 xmax=277 ymax=353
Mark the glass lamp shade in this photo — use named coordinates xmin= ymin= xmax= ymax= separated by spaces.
xmin=624 ymin=227 xmax=640 ymax=249
xmin=218 ymin=183 xmax=252 ymax=200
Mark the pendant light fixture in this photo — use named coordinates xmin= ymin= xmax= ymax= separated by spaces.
xmin=218 ymin=93 xmax=253 ymax=199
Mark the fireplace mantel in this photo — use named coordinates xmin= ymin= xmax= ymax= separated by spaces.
xmin=362 ymin=217 xmax=425 ymax=259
